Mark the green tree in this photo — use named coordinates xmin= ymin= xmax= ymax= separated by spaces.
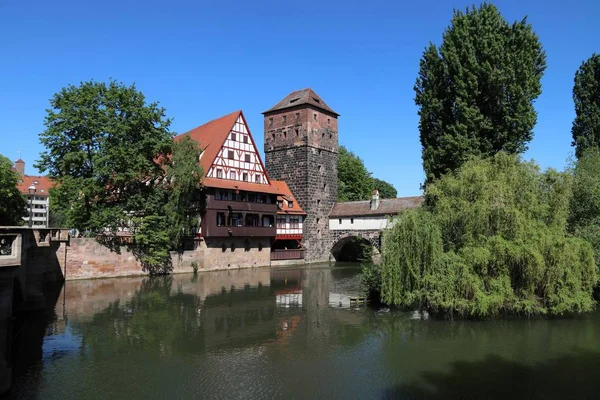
xmin=36 ymin=81 xmax=202 ymax=274
xmin=371 ymin=177 xmax=397 ymax=199
xmin=414 ymin=3 xmax=546 ymax=182
xmin=0 ymin=155 xmax=26 ymax=225
xmin=572 ymin=54 xmax=600 ymax=158
xmin=371 ymin=153 xmax=597 ymax=318
xmin=36 ymin=80 xmax=173 ymax=234
xmin=338 ymin=145 xmax=372 ymax=202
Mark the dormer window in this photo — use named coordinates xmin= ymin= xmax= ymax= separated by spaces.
xmin=288 ymin=201 xmax=293 ymax=208
xmin=277 ymin=200 xmax=283 ymax=208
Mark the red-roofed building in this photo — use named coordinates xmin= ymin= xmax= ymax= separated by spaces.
xmin=12 ymin=160 xmax=53 ymax=227
xmin=174 ymin=110 xmax=301 ymax=267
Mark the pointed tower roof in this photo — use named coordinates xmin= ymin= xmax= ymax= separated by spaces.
xmin=174 ymin=110 xmax=241 ymax=174
xmin=263 ymin=88 xmax=339 ymax=116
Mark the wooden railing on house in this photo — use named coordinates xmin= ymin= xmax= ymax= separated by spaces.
xmin=271 ymin=249 xmax=304 ymax=261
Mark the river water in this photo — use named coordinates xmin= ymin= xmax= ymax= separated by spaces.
xmin=6 ymin=264 xmax=600 ymax=399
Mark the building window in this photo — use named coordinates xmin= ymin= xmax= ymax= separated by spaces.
xmin=313 ymin=113 xmax=317 ymax=121
xmin=232 ymin=213 xmax=243 ymax=227
xmin=269 ymin=118 xmax=273 ymax=127
xmin=295 ymin=129 xmax=299 ymax=137
xmin=290 ymin=217 xmax=299 ymax=229
xmin=217 ymin=212 xmax=226 ymax=226
xmin=277 ymin=200 xmax=283 ymax=208
xmin=351 ymin=218 xmax=354 ymax=224
xmin=231 ymin=133 xmax=236 ymax=141
xmin=277 ymin=216 xmax=286 ymax=228
xmin=288 ymin=201 xmax=293 ymax=208
xmin=317 ymin=199 xmax=320 ymax=206
xmin=283 ymin=131 xmax=287 ymax=138
xmin=255 ymin=175 xmax=261 ymax=184
xmin=272 ymin=133 xmax=275 ymax=139
xmin=243 ymin=135 xmax=248 ymax=144
xmin=318 ymin=165 xmax=322 ymax=172
xmin=339 ymin=219 xmax=342 ymax=224
xmin=248 ymin=193 xmax=255 ymax=202
xmin=243 ymin=173 xmax=248 ymax=182
xmin=228 ymin=150 xmax=234 ymax=159
xmin=323 ymin=183 xmax=326 ymax=190
xmin=283 ymin=115 xmax=287 ymax=123
xmin=245 ymin=154 xmax=251 ymax=162
xmin=246 ymin=214 xmax=260 ymax=227
xmin=295 ymin=112 xmax=300 ymax=119
xmin=230 ymin=171 xmax=236 ymax=180
xmin=216 ymin=169 xmax=223 ymax=178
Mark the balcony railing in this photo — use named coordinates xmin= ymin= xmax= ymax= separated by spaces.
xmin=271 ymin=249 xmax=304 ymax=261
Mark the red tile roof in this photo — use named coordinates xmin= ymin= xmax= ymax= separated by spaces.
xmin=174 ymin=110 xmax=241 ymax=176
xmin=329 ymin=196 xmax=424 ymax=217
xmin=271 ymin=180 xmax=306 ymax=215
xmin=17 ymin=176 xmax=53 ymax=196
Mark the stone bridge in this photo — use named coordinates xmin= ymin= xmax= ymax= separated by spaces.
xmin=0 ymin=227 xmax=69 ymax=394
xmin=329 ymin=229 xmax=382 ymax=262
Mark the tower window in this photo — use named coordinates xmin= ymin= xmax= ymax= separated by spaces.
xmin=283 ymin=115 xmax=287 ymax=123
xmin=231 ymin=133 xmax=236 ymax=141
xmin=283 ymin=131 xmax=287 ymax=138
xmin=295 ymin=112 xmax=300 ymax=119
xmin=322 ymin=132 xmax=325 ymax=138
xmin=323 ymin=183 xmax=326 ymax=190
xmin=228 ymin=150 xmax=234 ymax=159
xmin=216 ymin=169 xmax=223 ymax=178
xmin=269 ymin=118 xmax=273 ymax=127
xmin=313 ymin=113 xmax=317 ymax=121
xmin=318 ymin=165 xmax=322 ymax=172
xmin=327 ymin=118 xmax=330 ymax=125
xmin=317 ymin=199 xmax=320 ymax=206
xmin=272 ymin=133 xmax=275 ymax=139
xmin=295 ymin=129 xmax=299 ymax=137
xmin=245 ymin=154 xmax=251 ymax=162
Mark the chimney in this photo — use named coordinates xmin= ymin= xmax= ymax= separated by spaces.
xmin=370 ymin=189 xmax=380 ymax=210
xmin=14 ymin=159 xmax=25 ymax=177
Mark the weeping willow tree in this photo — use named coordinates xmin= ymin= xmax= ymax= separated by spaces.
xmin=372 ymin=152 xmax=598 ymax=318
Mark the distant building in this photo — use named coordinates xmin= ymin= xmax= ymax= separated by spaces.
xmin=12 ymin=159 xmax=52 ymax=228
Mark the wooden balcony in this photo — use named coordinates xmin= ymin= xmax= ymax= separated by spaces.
xmin=204 ymin=225 xmax=276 ymax=238
xmin=270 ymin=249 xmax=305 ymax=261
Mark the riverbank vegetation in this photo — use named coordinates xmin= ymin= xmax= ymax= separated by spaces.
xmin=0 ymin=154 xmax=26 ymax=226
xmin=365 ymin=153 xmax=598 ymax=317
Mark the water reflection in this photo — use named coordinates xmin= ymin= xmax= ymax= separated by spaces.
xmin=7 ymin=264 xmax=600 ymax=399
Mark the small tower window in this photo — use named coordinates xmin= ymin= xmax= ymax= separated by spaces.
xmin=283 ymin=131 xmax=287 ymax=138
xmin=295 ymin=112 xmax=300 ymax=119
xmin=318 ymin=165 xmax=322 ymax=172
xmin=269 ymin=118 xmax=273 ymax=127
xmin=327 ymin=118 xmax=330 ymax=125
xmin=272 ymin=133 xmax=275 ymax=139
xmin=313 ymin=113 xmax=317 ymax=121
xmin=283 ymin=115 xmax=287 ymax=123
xmin=317 ymin=199 xmax=320 ymax=206
xmin=295 ymin=129 xmax=299 ymax=137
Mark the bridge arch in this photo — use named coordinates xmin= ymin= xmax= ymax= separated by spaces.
xmin=330 ymin=231 xmax=381 ymax=263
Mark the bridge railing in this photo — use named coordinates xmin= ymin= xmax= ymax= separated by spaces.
xmin=271 ymin=249 xmax=304 ymax=261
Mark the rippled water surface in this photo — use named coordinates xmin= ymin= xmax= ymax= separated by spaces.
xmin=6 ymin=264 xmax=600 ymax=399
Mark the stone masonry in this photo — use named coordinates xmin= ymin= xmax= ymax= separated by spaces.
xmin=264 ymin=90 xmax=339 ymax=262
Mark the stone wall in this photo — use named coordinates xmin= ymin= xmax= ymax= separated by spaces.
xmin=64 ymin=237 xmax=271 ymax=280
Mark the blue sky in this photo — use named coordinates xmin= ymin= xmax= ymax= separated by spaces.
xmin=1 ymin=0 xmax=598 ymax=196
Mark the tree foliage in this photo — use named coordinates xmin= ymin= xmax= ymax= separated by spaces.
xmin=36 ymin=81 xmax=202 ymax=274
xmin=371 ymin=153 xmax=597 ymax=318
xmin=415 ymin=3 xmax=547 ymax=182
xmin=371 ymin=178 xmax=397 ymax=199
xmin=338 ymin=145 xmax=397 ymax=201
xmin=0 ymin=155 xmax=26 ymax=225
xmin=572 ymin=54 xmax=600 ymax=158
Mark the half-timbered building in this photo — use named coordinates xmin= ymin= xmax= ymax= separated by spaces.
xmin=175 ymin=110 xmax=296 ymax=268
xmin=270 ymin=180 xmax=306 ymax=261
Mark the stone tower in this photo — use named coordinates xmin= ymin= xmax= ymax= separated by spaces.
xmin=263 ymin=89 xmax=339 ymax=262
